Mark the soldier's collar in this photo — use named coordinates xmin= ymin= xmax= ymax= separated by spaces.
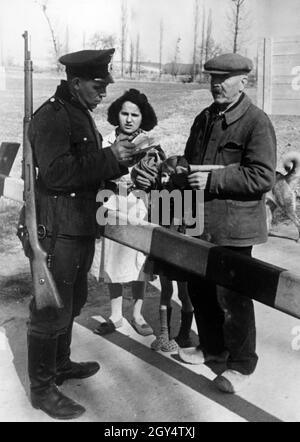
xmin=55 ymin=80 xmax=88 ymax=112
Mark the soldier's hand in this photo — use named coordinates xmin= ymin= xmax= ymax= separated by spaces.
xmin=110 ymin=134 xmax=137 ymax=165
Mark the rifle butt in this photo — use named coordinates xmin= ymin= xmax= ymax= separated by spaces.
xmin=31 ymin=252 xmax=63 ymax=310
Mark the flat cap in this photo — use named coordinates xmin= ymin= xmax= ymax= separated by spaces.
xmin=204 ymin=53 xmax=253 ymax=75
xmin=59 ymin=49 xmax=115 ymax=82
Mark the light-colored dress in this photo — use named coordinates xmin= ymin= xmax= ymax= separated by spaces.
xmin=90 ymin=130 xmax=149 ymax=283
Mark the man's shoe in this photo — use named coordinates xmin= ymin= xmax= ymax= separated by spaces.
xmin=178 ymin=347 xmax=205 ymax=364
xmin=31 ymin=385 xmax=85 ymax=420
xmin=178 ymin=347 xmax=228 ymax=365
xmin=213 ymin=370 xmax=251 ymax=394
xmin=56 ymin=361 xmax=100 ymax=386
xmin=175 ymin=335 xmax=193 ymax=348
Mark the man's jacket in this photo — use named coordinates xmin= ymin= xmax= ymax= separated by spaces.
xmin=28 ymin=80 xmax=127 ymax=237
xmin=184 ymin=93 xmax=277 ymax=246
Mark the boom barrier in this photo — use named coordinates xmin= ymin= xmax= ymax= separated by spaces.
xmin=1 ymin=149 xmax=300 ymax=320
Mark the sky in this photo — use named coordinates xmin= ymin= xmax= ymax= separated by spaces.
xmin=0 ymin=0 xmax=299 ymax=67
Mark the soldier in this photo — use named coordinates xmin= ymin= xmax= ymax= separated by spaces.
xmin=27 ymin=49 xmax=137 ymax=420
xmin=178 ymin=53 xmax=277 ymax=393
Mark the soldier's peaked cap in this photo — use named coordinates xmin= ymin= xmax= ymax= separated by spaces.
xmin=59 ymin=49 xmax=115 ymax=82
xmin=204 ymin=53 xmax=253 ymax=75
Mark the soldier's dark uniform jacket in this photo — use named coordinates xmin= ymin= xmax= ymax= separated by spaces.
xmin=28 ymin=80 xmax=127 ymax=238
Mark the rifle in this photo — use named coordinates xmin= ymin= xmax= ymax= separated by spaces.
xmin=22 ymin=31 xmax=63 ymax=310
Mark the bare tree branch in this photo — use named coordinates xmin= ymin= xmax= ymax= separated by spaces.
xmin=129 ymin=39 xmax=134 ymax=78
xmin=228 ymin=0 xmax=250 ymax=53
xmin=89 ymin=33 xmax=116 ymax=50
xmin=136 ymin=33 xmax=140 ymax=78
xmin=171 ymin=37 xmax=181 ymax=79
xmin=199 ymin=0 xmax=206 ymax=81
xmin=120 ymin=0 xmax=128 ymax=78
xmin=205 ymin=8 xmax=213 ymax=62
xmin=159 ymin=19 xmax=164 ymax=79
xmin=35 ymin=0 xmax=62 ymax=71
xmin=192 ymin=0 xmax=200 ymax=81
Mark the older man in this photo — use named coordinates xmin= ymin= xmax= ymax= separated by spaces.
xmin=26 ymin=49 xmax=137 ymax=419
xmin=179 ymin=53 xmax=277 ymax=393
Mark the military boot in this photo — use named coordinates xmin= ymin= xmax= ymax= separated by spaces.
xmin=56 ymin=321 xmax=100 ymax=386
xmin=28 ymin=333 xmax=85 ymax=420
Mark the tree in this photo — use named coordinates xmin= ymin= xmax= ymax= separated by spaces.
xmin=82 ymin=31 xmax=86 ymax=49
xmin=192 ymin=0 xmax=200 ymax=81
xmin=129 ymin=39 xmax=134 ymax=78
xmin=135 ymin=33 xmax=141 ymax=78
xmin=199 ymin=0 xmax=206 ymax=80
xmin=205 ymin=8 xmax=213 ymax=63
xmin=89 ymin=33 xmax=116 ymax=50
xmin=228 ymin=0 xmax=251 ymax=53
xmin=120 ymin=0 xmax=128 ymax=77
xmin=36 ymin=0 xmax=62 ymax=71
xmin=171 ymin=37 xmax=181 ymax=79
xmin=64 ymin=25 xmax=70 ymax=54
xmin=159 ymin=19 xmax=164 ymax=79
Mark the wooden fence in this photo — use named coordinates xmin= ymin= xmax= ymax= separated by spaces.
xmin=257 ymin=36 xmax=300 ymax=115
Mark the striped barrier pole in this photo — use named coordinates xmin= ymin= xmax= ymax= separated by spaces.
xmin=103 ymin=211 xmax=300 ymax=320
xmin=0 ymin=142 xmax=21 ymax=201
xmin=1 ymin=175 xmax=300 ymax=320
xmin=0 ymin=174 xmax=24 ymax=202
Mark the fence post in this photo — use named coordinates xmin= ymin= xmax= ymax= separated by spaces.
xmin=257 ymin=37 xmax=273 ymax=114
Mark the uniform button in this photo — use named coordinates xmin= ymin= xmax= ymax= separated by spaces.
xmin=70 ymin=193 xmax=76 ymax=197
xmin=83 ymin=137 xmax=88 ymax=141
xmin=50 ymin=98 xmax=55 ymax=102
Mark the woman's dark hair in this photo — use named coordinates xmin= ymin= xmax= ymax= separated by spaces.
xmin=107 ymin=89 xmax=158 ymax=131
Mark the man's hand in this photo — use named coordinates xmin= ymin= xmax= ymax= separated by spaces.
xmin=187 ymin=171 xmax=210 ymax=190
xmin=110 ymin=133 xmax=137 ymax=166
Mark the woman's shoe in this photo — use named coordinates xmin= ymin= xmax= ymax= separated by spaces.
xmin=131 ymin=318 xmax=153 ymax=336
xmin=93 ymin=318 xmax=123 ymax=336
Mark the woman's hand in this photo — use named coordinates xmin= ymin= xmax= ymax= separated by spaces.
xmin=134 ymin=175 xmax=152 ymax=191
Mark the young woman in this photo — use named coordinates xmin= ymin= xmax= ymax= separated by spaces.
xmin=132 ymin=155 xmax=194 ymax=351
xmin=91 ymin=89 xmax=158 ymax=336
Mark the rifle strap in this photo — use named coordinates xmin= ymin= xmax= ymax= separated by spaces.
xmin=47 ymin=196 xmax=59 ymax=270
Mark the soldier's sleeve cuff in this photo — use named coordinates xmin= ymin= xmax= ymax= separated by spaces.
xmin=104 ymin=147 xmax=128 ymax=178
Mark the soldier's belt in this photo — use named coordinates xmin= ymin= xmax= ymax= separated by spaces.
xmin=37 ymin=187 xmax=96 ymax=200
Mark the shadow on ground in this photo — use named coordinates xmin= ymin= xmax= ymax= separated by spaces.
xmin=0 ymin=271 xmax=282 ymax=422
